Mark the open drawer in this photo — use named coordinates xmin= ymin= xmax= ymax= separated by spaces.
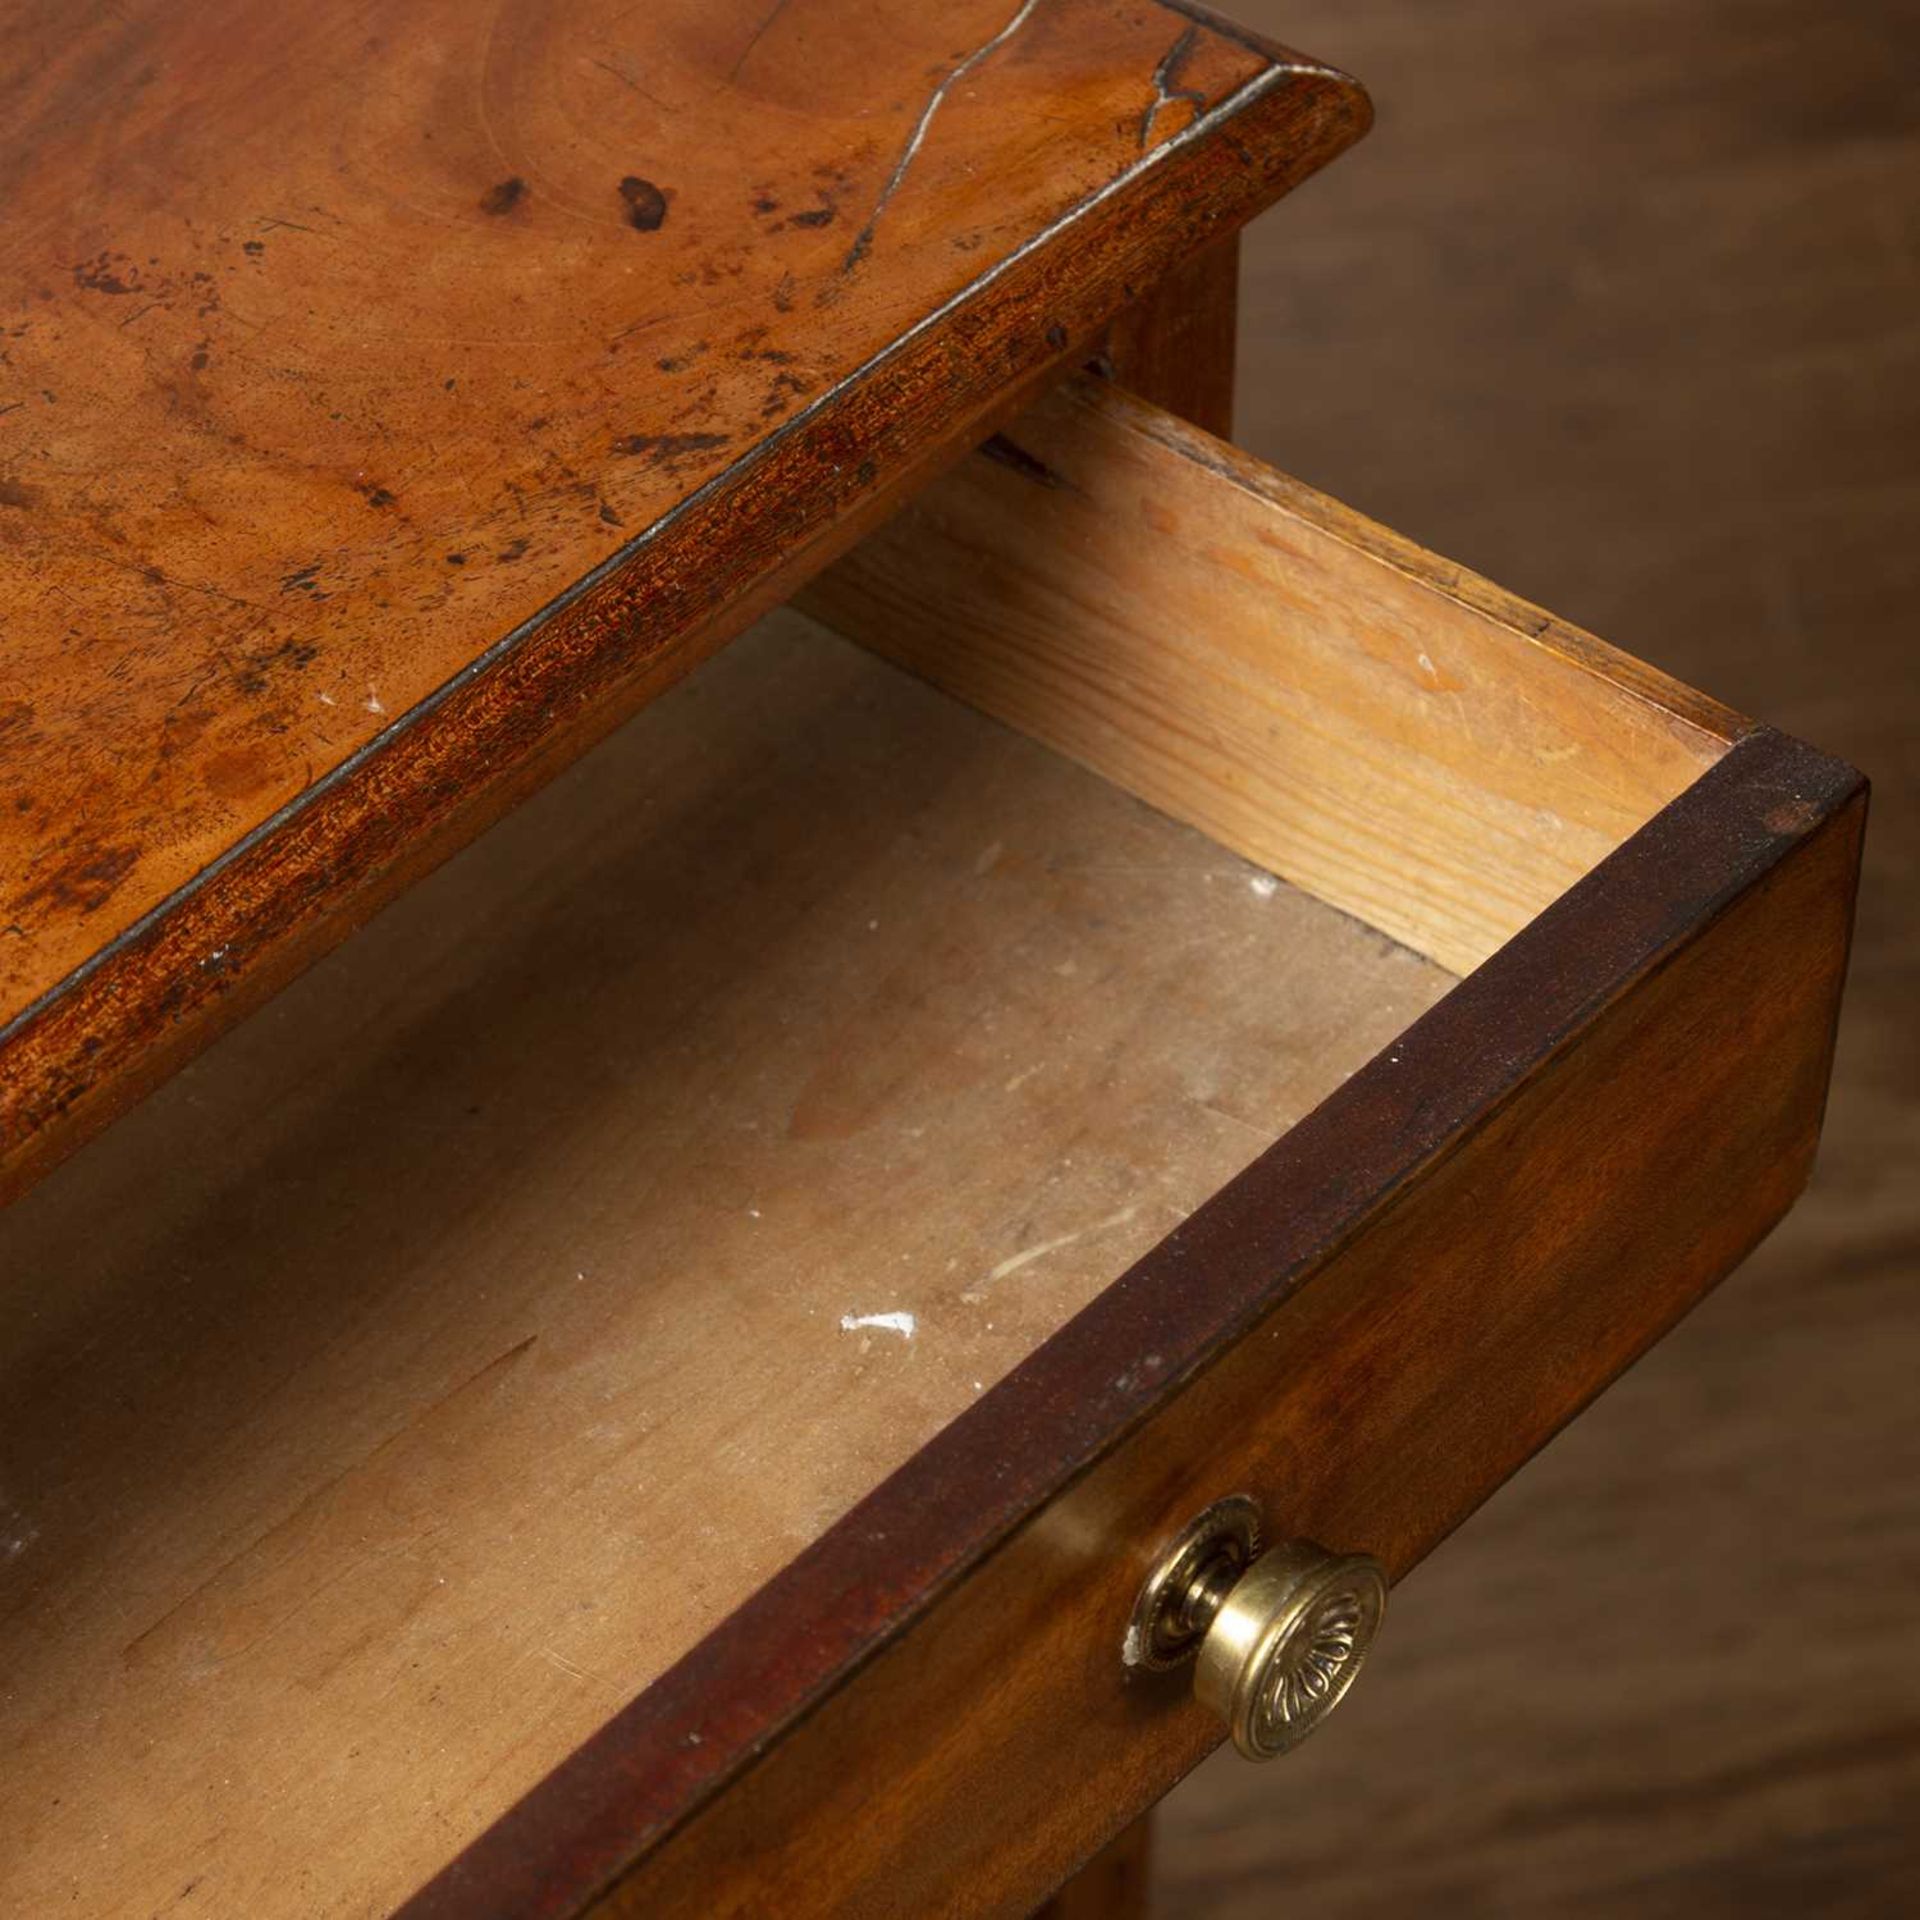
xmin=0 ymin=377 xmax=1862 ymax=1918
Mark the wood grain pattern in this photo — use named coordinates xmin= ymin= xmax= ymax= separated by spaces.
xmin=0 ymin=614 xmax=1451 ymax=1920
xmin=0 ymin=0 xmax=1371 ymax=1200
xmin=802 ymin=374 xmax=1739 ymax=973
xmin=412 ymin=729 xmax=1860 ymax=1919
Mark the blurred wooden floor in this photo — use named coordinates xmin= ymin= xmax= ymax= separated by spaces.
xmin=1154 ymin=2 xmax=1920 ymax=1914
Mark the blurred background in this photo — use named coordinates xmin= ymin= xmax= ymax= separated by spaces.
xmin=1152 ymin=2 xmax=1920 ymax=1913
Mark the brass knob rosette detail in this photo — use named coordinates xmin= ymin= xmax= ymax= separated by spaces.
xmin=1127 ymin=1495 xmax=1387 ymax=1760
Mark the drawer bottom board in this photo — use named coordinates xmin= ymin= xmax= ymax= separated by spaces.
xmin=0 ymin=613 xmax=1453 ymax=1919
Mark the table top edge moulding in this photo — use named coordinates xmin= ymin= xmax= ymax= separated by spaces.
xmin=0 ymin=0 xmax=1369 ymax=1201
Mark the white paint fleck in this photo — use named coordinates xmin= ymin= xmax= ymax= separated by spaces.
xmin=1113 ymin=1351 xmax=1167 ymax=1394
xmin=839 ymin=1310 xmax=916 ymax=1339
xmin=365 ymin=685 xmax=386 ymax=715
xmin=1249 ymin=872 xmax=1280 ymax=899
xmin=317 ymin=690 xmax=336 ymax=707
xmin=1417 ymin=650 xmax=1438 ymax=678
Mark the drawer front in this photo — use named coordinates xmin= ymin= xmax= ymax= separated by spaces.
xmin=406 ymin=387 xmax=1862 ymax=1919
xmin=580 ymin=735 xmax=1859 ymax=1919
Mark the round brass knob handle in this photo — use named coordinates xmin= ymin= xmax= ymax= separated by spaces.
xmin=1126 ymin=1496 xmax=1387 ymax=1760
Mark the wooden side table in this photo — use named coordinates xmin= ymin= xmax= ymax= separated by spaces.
xmin=0 ymin=4 xmax=1863 ymax=1914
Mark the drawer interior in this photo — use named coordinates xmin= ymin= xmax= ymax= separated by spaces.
xmin=0 ymin=382 xmax=1738 ymax=1916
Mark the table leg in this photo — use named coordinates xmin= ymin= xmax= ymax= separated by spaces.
xmin=1034 ymin=1809 xmax=1156 ymax=1919
xmin=1099 ymin=231 xmax=1240 ymax=438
